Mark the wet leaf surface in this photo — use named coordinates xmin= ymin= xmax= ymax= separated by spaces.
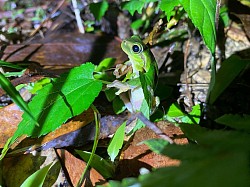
xmin=2 ymin=33 xmax=127 ymax=74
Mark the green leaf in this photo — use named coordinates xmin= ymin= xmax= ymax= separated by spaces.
xmin=20 ymin=162 xmax=55 ymax=187
xmin=111 ymin=126 xmax=250 ymax=187
xmin=159 ymin=0 xmax=180 ymax=21
xmin=209 ymin=55 xmax=250 ymax=104
xmin=105 ymin=124 xmax=250 ymax=187
xmin=131 ymin=19 xmax=145 ymax=30
xmin=27 ymin=78 xmax=51 ymax=94
xmin=75 ymin=150 xmax=115 ymax=178
xmin=105 ymin=180 xmax=124 ymax=187
xmin=95 ymin=58 xmax=116 ymax=72
xmin=105 ymin=87 xmax=117 ymax=102
xmin=216 ymin=114 xmax=250 ymax=133
xmin=76 ymin=105 xmax=100 ymax=186
xmin=164 ymin=103 xmax=200 ymax=125
xmin=2 ymin=69 xmax=26 ymax=77
xmin=179 ymin=0 xmax=216 ymax=54
xmin=107 ymin=122 xmax=126 ymax=162
xmin=121 ymin=0 xmax=145 ymax=15
xmin=11 ymin=63 xmax=102 ymax=144
xmin=0 ymin=137 xmax=12 ymax=160
xmin=167 ymin=102 xmax=185 ymax=117
xmin=89 ymin=0 xmax=109 ymax=21
xmin=0 ymin=60 xmax=23 ymax=70
xmin=143 ymin=138 xmax=169 ymax=154
xmin=180 ymin=104 xmax=201 ymax=124
xmin=94 ymin=58 xmax=116 ymax=81
xmin=113 ymin=96 xmax=126 ymax=114
xmin=139 ymin=64 xmax=155 ymax=109
xmin=220 ymin=5 xmax=230 ymax=27
xmin=137 ymin=152 xmax=250 ymax=187
xmin=180 ymin=124 xmax=250 ymax=149
xmin=0 ymin=72 xmax=38 ymax=125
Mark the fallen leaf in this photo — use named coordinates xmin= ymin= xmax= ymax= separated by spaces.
xmin=0 ymin=103 xmax=23 ymax=147
xmin=2 ymin=33 xmax=127 ymax=73
xmin=115 ymin=122 xmax=187 ymax=179
xmin=56 ymin=149 xmax=106 ymax=186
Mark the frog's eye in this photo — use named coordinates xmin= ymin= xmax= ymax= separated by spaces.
xmin=132 ymin=44 xmax=142 ymax=54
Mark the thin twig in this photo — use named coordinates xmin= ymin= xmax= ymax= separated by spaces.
xmin=183 ymin=38 xmax=194 ymax=108
xmin=215 ymin=0 xmax=221 ymax=31
xmin=29 ymin=0 xmax=66 ymax=37
xmin=159 ymin=43 xmax=176 ymax=74
xmin=135 ymin=112 xmax=174 ymax=144
xmin=71 ymin=0 xmax=85 ymax=33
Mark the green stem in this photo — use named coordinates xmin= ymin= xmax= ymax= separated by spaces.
xmin=207 ymin=54 xmax=216 ymax=104
xmin=76 ymin=105 xmax=100 ymax=187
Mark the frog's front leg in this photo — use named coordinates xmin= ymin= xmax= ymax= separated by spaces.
xmin=107 ymin=80 xmax=135 ymax=95
xmin=107 ymin=80 xmax=143 ymax=113
xmin=107 ymin=80 xmax=134 ymax=112
xmin=113 ymin=64 xmax=132 ymax=79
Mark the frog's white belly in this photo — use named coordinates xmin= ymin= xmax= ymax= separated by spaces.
xmin=129 ymin=86 xmax=144 ymax=112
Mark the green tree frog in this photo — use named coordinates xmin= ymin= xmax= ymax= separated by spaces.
xmin=107 ymin=35 xmax=173 ymax=143
xmin=107 ymin=35 xmax=158 ymax=114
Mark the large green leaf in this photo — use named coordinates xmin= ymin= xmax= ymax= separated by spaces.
xmin=137 ymin=151 xmax=250 ymax=187
xmin=179 ymin=0 xmax=216 ymax=54
xmin=20 ymin=162 xmax=55 ymax=187
xmin=106 ymin=125 xmax=250 ymax=187
xmin=11 ymin=63 xmax=102 ymax=144
xmin=216 ymin=114 xmax=250 ymax=133
xmin=209 ymin=55 xmax=250 ymax=104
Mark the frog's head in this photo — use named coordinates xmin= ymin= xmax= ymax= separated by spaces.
xmin=121 ymin=35 xmax=154 ymax=73
xmin=121 ymin=35 xmax=146 ymax=58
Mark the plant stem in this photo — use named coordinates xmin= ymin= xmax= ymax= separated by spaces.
xmin=76 ymin=105 xmax=100 ymax=187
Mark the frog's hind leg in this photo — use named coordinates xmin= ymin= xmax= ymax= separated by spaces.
xmin=119 ymin=92 xmax=133 ymax=113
